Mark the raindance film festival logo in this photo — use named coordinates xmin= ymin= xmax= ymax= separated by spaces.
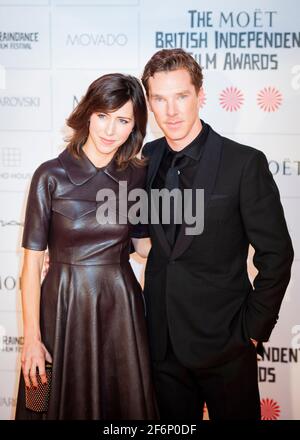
xmin=0 ymin=31 xmax=39 ymax=50
xmin=0 ymin=326 xmax=23 ymax=354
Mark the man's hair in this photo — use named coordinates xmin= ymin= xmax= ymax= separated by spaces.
xmin=141 ymin=49 xmax=203 ymax=96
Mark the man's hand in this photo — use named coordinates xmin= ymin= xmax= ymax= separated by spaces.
xmin=41 ymin=251 xmax=50 ymax=279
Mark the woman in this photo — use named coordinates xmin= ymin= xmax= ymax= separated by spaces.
xmin=15 ymin=73 xmax=157 ymax=420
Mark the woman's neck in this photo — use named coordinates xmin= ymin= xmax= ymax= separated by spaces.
xmin=82 ymin=143 xmax=114 ymax=169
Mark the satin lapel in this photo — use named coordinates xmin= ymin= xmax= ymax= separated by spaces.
xmin=171 ymin=128 xmax=223 ymax=260
xmin=147 ymin=143 xmax=172 ymax=257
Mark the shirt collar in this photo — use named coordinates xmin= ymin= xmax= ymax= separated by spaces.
xmin=165 ymin=120 xmax=208 ymax=161
xmin=58 ymin=148 xmax=130 ymax=186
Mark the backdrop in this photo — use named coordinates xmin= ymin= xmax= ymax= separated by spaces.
xmin=0 ymin=0 xmax=299 ymax=420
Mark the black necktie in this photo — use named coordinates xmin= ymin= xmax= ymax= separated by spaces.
xmin=164 ymin=153 xmax=184 ymax=247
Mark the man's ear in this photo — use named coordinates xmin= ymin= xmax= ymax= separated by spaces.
xmin=197 ymin=87 xmax=204 ymax=109
xmin=197 ymin=86 xmax=203 ymax=99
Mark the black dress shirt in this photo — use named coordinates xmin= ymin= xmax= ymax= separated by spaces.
xmin=152 ymin=121 xmax=209 ymax=245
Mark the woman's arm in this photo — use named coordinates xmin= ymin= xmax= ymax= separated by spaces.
xmin=131 ymin=237 xmax=152 ymax=259
xmin=21 ymin=249 xmax=52 ymax=388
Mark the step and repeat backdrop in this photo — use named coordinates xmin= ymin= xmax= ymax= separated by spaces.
xmin=0 ymin=0 xmax=299 ymax=420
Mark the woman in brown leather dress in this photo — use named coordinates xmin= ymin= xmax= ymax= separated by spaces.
xmin=15 ymin=74 xmax=158 ymax=420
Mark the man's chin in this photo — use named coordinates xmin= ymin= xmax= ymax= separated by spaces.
xmin=165 ymin=131 xmax=187 ymax=142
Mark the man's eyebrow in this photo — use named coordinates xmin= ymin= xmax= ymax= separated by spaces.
xmin=151 ymin=90 xmax=191 ymax=97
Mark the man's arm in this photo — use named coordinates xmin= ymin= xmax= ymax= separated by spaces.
xmin=240 ymin=150 xmax=294 ymax=342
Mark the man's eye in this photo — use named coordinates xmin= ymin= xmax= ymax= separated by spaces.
xmin=179 ymin=95 xmax=188 ymax=99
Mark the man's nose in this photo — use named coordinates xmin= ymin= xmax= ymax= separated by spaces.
xmin=166 ymin=100 xmax=177 ymax=117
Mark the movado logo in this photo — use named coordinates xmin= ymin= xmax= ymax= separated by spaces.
xmin=66 ymin=33 xmax=128 ymax=46
xmin=73 ymin=95 xmax=81 ymax=109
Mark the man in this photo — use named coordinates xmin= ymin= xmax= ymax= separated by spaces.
xmin=141 ymin=48 xmax=294 ymax=420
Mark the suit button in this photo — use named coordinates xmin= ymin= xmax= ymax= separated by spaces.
xmin=169 ymin=260 xmax=176 ymax=265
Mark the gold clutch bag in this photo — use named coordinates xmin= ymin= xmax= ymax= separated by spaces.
xmin=25 ymin=362 xmax=52 ymax=412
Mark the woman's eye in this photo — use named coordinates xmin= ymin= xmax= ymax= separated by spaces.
xmin=119 ymin=119 xmax=129 ymax=124
xmin=98 ymin=114 xmax=106 ymax=119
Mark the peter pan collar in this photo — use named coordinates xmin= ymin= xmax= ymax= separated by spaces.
xmin=58 ymin=148 xmax=131 ymax=186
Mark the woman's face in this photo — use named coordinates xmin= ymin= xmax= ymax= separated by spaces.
xmin=86 ymin=100 xmax=135 ymax=158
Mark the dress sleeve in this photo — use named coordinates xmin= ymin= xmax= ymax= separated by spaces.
xmin=130 ymin=223 xmax=150 ymax=239
xmin=22 ymin=163 xmax=53 ymax=251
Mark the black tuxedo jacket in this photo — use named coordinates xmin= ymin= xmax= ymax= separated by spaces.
xmin=142 ymin=124 xmax=294 ymax=368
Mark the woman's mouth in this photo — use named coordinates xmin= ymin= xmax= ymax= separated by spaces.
xmin=100 ymin=137 xmax=116 ymax=145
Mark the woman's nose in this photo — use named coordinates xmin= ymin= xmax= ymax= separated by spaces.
xmin=105 ymin=119 xmax=115 ymax=136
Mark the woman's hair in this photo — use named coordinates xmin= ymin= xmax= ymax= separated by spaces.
xmin=142 ymin=48 xmax=203 ymax=97
xmin=66 ymin=73 xmax=147 ymax=169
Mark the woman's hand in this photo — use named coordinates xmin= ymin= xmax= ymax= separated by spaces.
xmin=20 ymin=248 xmax=50 ymax=388
xmin=21 ymin=339 xmax=52 ymax=388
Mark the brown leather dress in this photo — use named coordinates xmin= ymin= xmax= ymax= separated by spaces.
xmin=15 ymin=148 xmax=158 ymax=420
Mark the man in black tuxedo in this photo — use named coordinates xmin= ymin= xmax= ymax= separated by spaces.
xmin=141 ymin=49 xmax=294 ymax=420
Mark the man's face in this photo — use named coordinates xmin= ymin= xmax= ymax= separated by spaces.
xmin=148 ymin=69 xmax=202 ymax=150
